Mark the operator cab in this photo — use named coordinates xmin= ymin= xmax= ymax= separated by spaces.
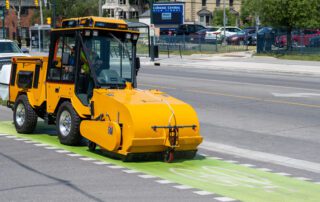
xmin=47 ymin=17 xmax=140 ymax=105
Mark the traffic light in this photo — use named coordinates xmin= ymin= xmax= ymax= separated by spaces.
xmin=5 ymin=0 xmax=10 ymax=10
xmin=47 ymin=17 xmax=51 ymax=25
xmin=34 ymin=0 xmax=38 ymax=7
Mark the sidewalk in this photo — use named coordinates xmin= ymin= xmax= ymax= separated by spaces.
xmin=140 ymin=52 xmax=320 ymax=76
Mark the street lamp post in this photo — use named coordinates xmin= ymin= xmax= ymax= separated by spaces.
xmin=150 ymin=0 xmax=155 ymax=61
xmin=223 ymin=0 xmax=226 ymax=41
xmin=51 ymin=0 xmax=56 ymax=28
xmin=0 ymin=7 xmax=5 ymax=39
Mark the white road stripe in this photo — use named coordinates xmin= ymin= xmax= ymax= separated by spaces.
xmin=79 ymin=157 xmax=95 ymax=161
xmin=5 ymin=136 xmax=16 ymax=138
xmin=93 ymin=161 xmax=111 ymax=165
xmin=122 ymin=170 xmax=139 ymax=174
xmin=214 ymin=197 xmax=236 ymax=202
xmin=55 ymin=150 xmax=70 ymax=153
xmin=294 ymin=177 xmax=311 ymax=181
xmin=0 ymin=134 xmax=9 ymax=136
xmin=208 ymin=157 xmax=223 ymax=160
xmin=257 ymin=168 xmax=272 ymax=172
xmin=314 ymin=182 xmax=320 ymax=184
xmin=108 ymin=165 xmax=124 ymax=169
xmin=240 ymin=164 xmax=255 ymax=167
xmin=224 ymin=160 xmax=238 ymax=163
xmin=138 ymin=175 xmax=157 ymax=179
xmin=200 ymin=141 xmax=320 ymax=174
xmin=173 ymin=185 xmax=192 ymax=190
xmin=34 ymin=144 xmax=49 ymax=147
xmin=193 ymin=191 xmax=213 ymax=195
xmin=67 ymin=153 xmax=82 ymax=157
xmin=275 ymin=172 xmax=291 ymax=176
xmin=200 ymin=153 xmax=209 ymax=157
xmin=44 ymin=147 xmax=58 ymax=150
xmin=14 ymin=138 xmax=28 ymax=141
xmin=155 ymin=180 xmax=173 ymax=184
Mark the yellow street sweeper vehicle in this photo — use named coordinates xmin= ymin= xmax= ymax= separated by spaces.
xmin=7 ymin=17 xmax=203 ymax=162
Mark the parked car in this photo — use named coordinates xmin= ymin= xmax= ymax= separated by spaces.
xmin=205 ymin=26 xmax=243 ymax=42
xmin=226 ymin=28 xmax=257 ymax=45
xmin=176 ymin=24 xmax=206 ymax=36
xmin=0 ymin=39 xmax=29 ymax=101
xmin=189 ymin=28 xmax=218 ymax=43
xmin=309 ymin=36 xmax=320 ymax=47
xmin=275 ymin=29 xmax=320 ymax=47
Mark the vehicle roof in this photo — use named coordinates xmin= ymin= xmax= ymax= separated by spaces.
xmin=62 ymin=16 xmax=127 ymax=25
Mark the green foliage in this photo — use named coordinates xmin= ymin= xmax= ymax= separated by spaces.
xmin=241 ymin=0 xmax=320 ymax=29
xmin=212 ymin=9 xmax=237 ymax=26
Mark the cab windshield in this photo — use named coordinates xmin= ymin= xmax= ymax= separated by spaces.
xmin=82 ymin=34 xmax=132 ymax=88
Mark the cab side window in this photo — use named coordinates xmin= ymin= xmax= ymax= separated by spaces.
xmin=48 ymin=34 xmax=76 ymax=82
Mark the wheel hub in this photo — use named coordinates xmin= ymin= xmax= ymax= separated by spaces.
xmin=16 ymin=103 xmax=26 ymax=126
xmin=59 ymin=110 xmax=72 ymax=137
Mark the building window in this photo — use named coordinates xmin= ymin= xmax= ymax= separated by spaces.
xmin=129 ymin=0 xmax=138 ymax=5
xmin=105 ymin=9 xmax=115 ymax=17
xmin=119 ymin=0 xmax=126 ymax=5
xmin=119 ymin=11 xmax=127 ymax=19
xmin=21 ymin=8 xmax=29 ymax=16
xmin=216 ymin=0 xmax=220 ymax=7
xmin=129 ymin=11 xmax=139 ymax=19
xmin=229 ymin=0 xmax=234 ymax=7
xmin=202 ymin=0 xmax=206 ymax=7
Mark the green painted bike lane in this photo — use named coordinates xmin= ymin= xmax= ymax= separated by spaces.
xmin=1 ymin=121 xmax=320 ymax=202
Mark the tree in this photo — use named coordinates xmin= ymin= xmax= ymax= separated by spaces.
xmin=212 ymin=9 xmax=237 ymax=26
xmin=241 ymin=0 xmax=320 ymax=49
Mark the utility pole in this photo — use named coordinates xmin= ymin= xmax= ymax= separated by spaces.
xmin=150 ymin=0 xmax=154 ymax=61
xmin=52 ymin=0 xmax=56 ymax=28
xmin=223 ymin=0 xmax=226 ymax=40
xmin=99 ymin=0 xmax=102 ymax=17
xmin=39 ymin=0 xmax=43 ymax=24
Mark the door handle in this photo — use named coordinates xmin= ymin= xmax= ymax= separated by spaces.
xmin=55 ymin=87 xmax=60 ymax=93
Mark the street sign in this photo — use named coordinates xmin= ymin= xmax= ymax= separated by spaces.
xmin=152 ymin=3 xmax=184 ymax=25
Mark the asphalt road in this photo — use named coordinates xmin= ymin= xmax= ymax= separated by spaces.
xmin=1 ymin=57 xmax=320 ymax=201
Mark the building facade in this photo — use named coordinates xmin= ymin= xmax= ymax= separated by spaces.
xmin=0 ymin=0 xmax=38 ymax=40
xmin=184 ymin=0 xmax=241 ymax=26
xmin=102 ymin=0 xmax=147 ymax=20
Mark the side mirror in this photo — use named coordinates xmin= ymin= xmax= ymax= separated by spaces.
xmin=135 ymin=57 xmax=140 ymax=75
xmin=21 ymin=47 xmax=29 ymax=54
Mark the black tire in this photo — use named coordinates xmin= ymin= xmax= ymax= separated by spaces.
xmin=13 ymin=94 xmax=38 ymax=133
xmin=56 ymin=102 xmax=81 ymax=146
xmin=88 ymin=141 xmax=97 ymax=152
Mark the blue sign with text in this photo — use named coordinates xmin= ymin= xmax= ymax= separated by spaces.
xmin=152 ymin=3 xmax=184 ymax=25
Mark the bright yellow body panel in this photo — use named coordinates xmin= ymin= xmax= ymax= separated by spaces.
xmin=80 ymin=88 xmax=203 ymax=155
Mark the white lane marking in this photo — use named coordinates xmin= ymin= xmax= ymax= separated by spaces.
xmin=272 ymin=92 xmax=320 ymax=98
xmin=24 ymin=140 xmax=38 ymax=144
xmin=315 ymin=182 xmax=320 ymax=184
xmin=122 ymin=170 xmax=139 ymax=174
xmin=275 ymin=172 xmax=291 ymax=176
xmin=200 ymin=153 xmax=209 ymax=157
xmin=257 ymin=168 xmax=273 ymax=172
xmin=5 ymin=136 xmax=16 ymax=138
xmin=14 ymin=138 xmax=28 ymax=141
xmin=214 ymin=197 xmax=236 ymax=202
xmin=193 ymin=191 xmax=213 ymax=195
xmin=138 ymin=175 xmax=157 ymax=179
xmin=55 ymin=150 xmax=70 ymax=153
xmin=79 ymin=157 xmax=95 ymax=161
xmin=224 ymin=160 xmax=238 ymax=163
xmin=173 ymin=185 xmax=193 ymax=190
xmin=0 ymin=133 xmax=9 ymax=136
xmin=44 ymin=147 xmax=58 ymax=150
xmin=34 ymin=143 xmax=49 ymax=147
xmin=208 ymin=157 xmax=223 ymax=160
xmin=240 ymin=164 xmax=255 ymax=167
xmin=200 ymin=141 xmax=320 ymax=174
xmin=155 ymin=180 xmax=173 ymax=184
xmin=67 ymin=153 xmax=82 ymax=157
xmin=93 ymin=161 xmax=111 ymax=165
xmin=294 ymin=177 xmax=311 ymax=181
xmin=108 ymin=165 xmax=124 ymax=169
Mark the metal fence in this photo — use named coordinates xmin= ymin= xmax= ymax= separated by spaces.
xmin=257 ymin=28 xmax=320 ymax=55
xmin=136 ymin=35 xmax=253 ymax=58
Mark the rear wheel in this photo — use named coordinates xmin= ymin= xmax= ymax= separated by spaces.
xmin=88 ymin=141 xmax=97 ymax=151
xmin=56 ymin=102 xmax=81 ymax=145
xmin=13 ymin=94 xmax=38 ymax=133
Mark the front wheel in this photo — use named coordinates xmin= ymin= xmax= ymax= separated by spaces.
xmin=56 ymin=102 xmax=81 ymax=146
xmin=13 ymin=94 xmax=38 ymax=133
